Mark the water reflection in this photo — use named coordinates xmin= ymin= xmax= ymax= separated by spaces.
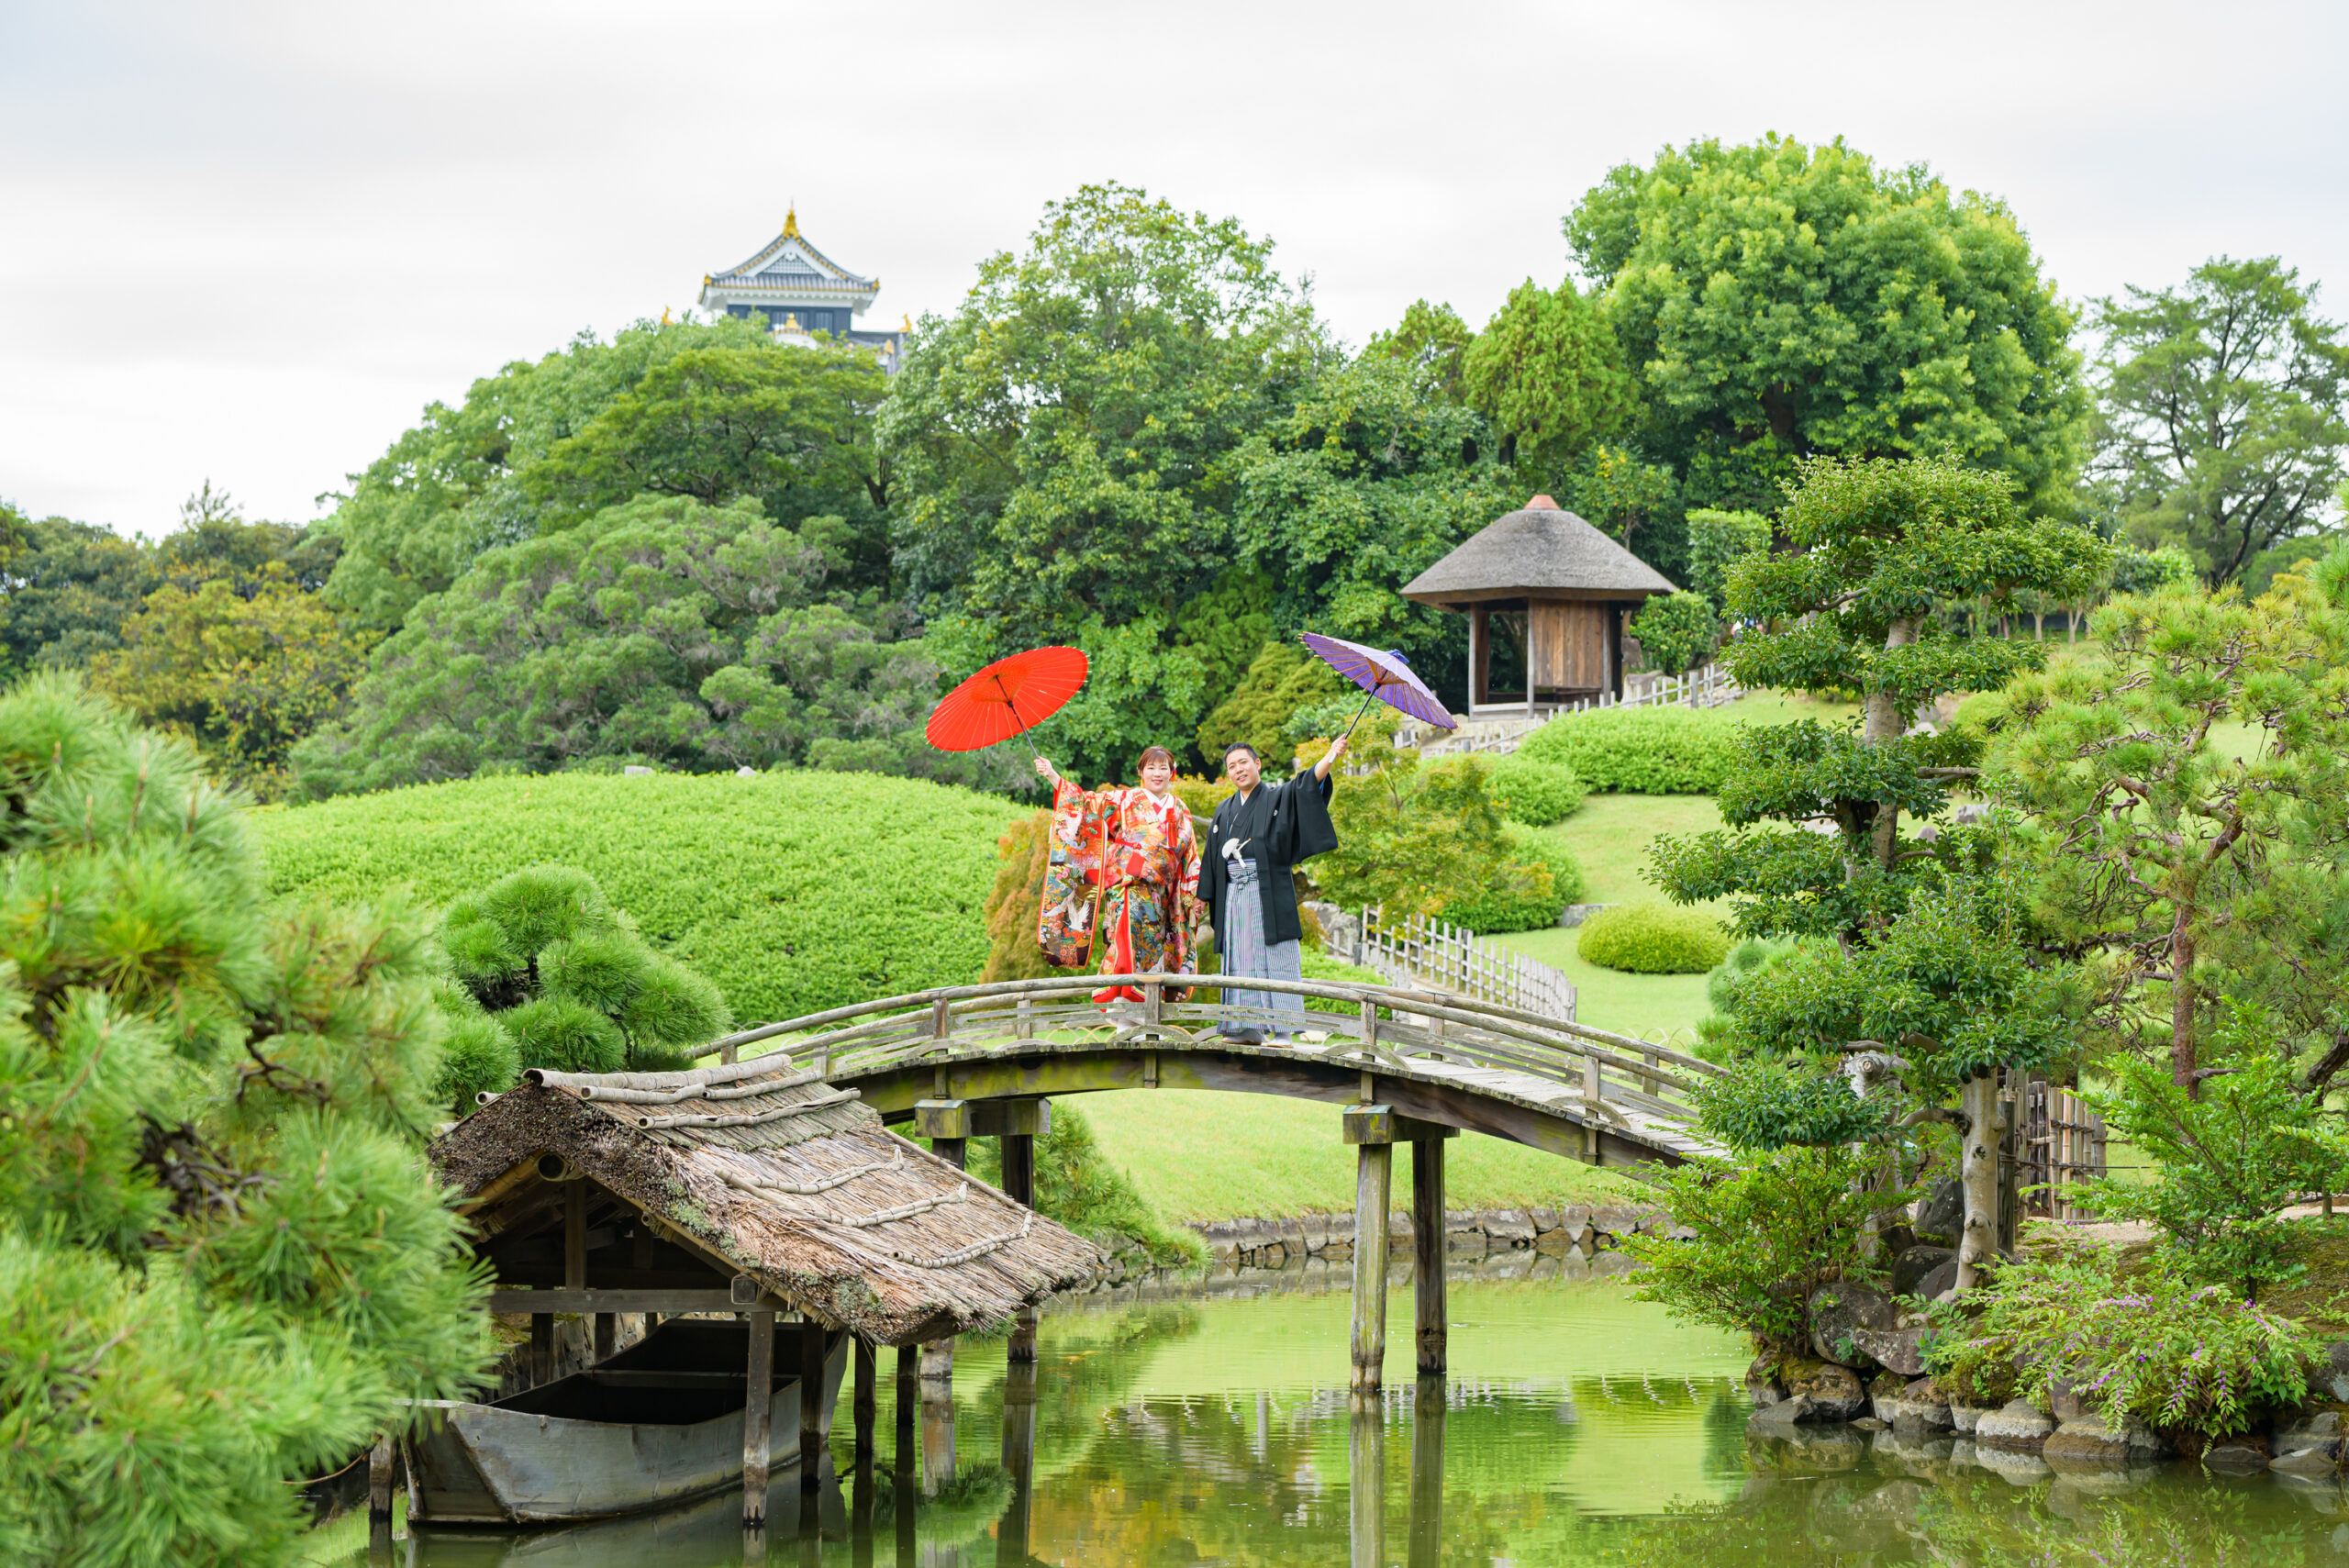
xmin=340 ymin=1252 xmax=2349 ymax=1567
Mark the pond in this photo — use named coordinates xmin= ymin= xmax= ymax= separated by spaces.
xmin=340 ymin=1255 xmax=2349 ymax=1566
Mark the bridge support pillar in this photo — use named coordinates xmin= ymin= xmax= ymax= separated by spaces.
xmin=1344 ymin=1106 xmax=1456 ymax=1399
xmin=1349 ymin=1140 xmax=1390 ymax=1401
xmin=1412 ymin=1136 xmax=1447 ymax=1377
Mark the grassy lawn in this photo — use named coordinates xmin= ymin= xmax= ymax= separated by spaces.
xmin=1502 ymin=792 xmax=1731 ymax=1045
xmin=1075 ymin=1090 xmax=1638 ymax=1222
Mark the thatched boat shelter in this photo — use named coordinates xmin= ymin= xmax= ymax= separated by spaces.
xmin=1401 ymin=495 xmax=1677 ymax=715
xmin=435 ymin=1051 xmax=1101 ymax=1350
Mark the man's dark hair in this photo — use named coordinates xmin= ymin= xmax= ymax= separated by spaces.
xmin=1221 ymin=741 xmax=1260 ymax=762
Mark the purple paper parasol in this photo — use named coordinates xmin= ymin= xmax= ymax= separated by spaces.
xmin=1298 ymin=632 xmax=1458 ymax=733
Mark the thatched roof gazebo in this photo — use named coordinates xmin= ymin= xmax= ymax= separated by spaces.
xmin=1402 ymin=495 xmax=1677 ymax=716
xmin=436 ymin=1053 xmax=1100 ymax=1349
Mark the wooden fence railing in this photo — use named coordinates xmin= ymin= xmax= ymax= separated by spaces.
xmin=2011 ymin=1076 xmax=2109 ymax=1223
xmin=1355 ymin=906 xmax=1576 ymax=1023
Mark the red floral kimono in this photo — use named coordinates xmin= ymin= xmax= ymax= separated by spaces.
xmin=1038 ymin=779 xmax=1202 ymax=1002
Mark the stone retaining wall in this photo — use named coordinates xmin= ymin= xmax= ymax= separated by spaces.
xmin=1188 ymin=1204 xmax=1679 ymax=1268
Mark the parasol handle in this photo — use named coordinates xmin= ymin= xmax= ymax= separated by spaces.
xmin=996 ymin=673 xmax=1046 ymax=770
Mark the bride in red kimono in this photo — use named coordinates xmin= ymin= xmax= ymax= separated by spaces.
xmin=1033 ymin=746 xmax=1203 ymax=1003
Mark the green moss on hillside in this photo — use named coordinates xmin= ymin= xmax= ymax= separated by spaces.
xmin=255 ymin=772 xmax=1022 ymax=1024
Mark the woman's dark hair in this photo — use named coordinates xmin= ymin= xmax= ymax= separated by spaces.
xmin=1137 ymin=745 xmax=1176 ymax=773
xmin=1221 ymin=741 xmax=1260 ymax=762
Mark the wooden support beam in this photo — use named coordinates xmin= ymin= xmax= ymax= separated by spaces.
xmin=744 ymin=1309 xmax=775 ymax=1528
xmin=801 ymin=1323 xmax=828 ymax=1492
xmin=529 ymin=1311 xmax=553 ymax=1387
xmin=1351 ymin=1140 xmax=1392 ymax=1399
xmin=563 ymin=1178 xmax=587 ymax=1289
xmin=999 ymin=1357 xmax=1037 ymax=1565
xmin=895 ymin=1343 xmax=917 ymax=1564
xmin=1412 ymin=1137 xmax=1447 ymax=1377
xmin=367 ymin=1432 xmax=395 ymax=1521
xmin=1342 ymin=1105 xmax=1458 ymax=1146
xmin=853 ymin=1338 xmax=876 ymax=1469
xmin=489 ymin=1285 xmax=781 ymax=1315
xmin=593 ymin=1313 xmax=616 ymax=1362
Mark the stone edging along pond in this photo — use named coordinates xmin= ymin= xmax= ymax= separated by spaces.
xmin=1186 ymin=1203 xmax=1679 ymax=1267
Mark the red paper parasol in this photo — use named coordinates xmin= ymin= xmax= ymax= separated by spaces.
xmin=925 ymin=646 xmax=1089 ymax=754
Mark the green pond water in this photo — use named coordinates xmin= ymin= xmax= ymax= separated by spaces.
xmin=340 ymin=1257 xmax=2349 ymax=1566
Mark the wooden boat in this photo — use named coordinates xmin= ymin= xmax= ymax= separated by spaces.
xmin=406 ymin=1319 xmax=848 ymax=1527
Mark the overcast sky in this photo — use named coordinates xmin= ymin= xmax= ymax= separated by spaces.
xmin=4 ymin=0 xmax=2343 ymax=538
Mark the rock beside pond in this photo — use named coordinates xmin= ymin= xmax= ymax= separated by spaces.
xmin=1808 ymin=1283 xmax=1899 ymax=1367
xmin=1913 ymin=1178 xmax=1963 ymax=1247
xmin=1948 ymin=1404 xmax=1995 ymax=1434
xmin=1851 ymin=1325 xmax=1931 ymax=1377
xmin=2043 ymin=1413 xmax=2171 ymax=1467
xmin=1890 ymin=1244 xmax=1954 ymax=1298
xmin=1975 ymin=1399 xmax=2055 ymax=1451
xmin=2203 ymin=1434 xmax=2273 ymax=1473
xmin=1786 ymin=1359 xmax=1869 ymax=1421
xmin=1872 ymin=1375 xmax=1954 ymax=1432
xmin=2310 ymin=1342 xmax=2349 ymax=1404
xmin=2274 ymin=1410 xmax=2343 ymax=1477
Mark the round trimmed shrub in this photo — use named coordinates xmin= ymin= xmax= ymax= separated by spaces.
xmin=1442 ymin=827 xmax=1586 ymax=933
xmin=1487 ymin=755 xmax=1586 ymax=826
xmin=1576 ymin=903 xmax=1731 ymax=973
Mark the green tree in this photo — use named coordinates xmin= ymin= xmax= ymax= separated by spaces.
xmin=295 ymin=495 xmax=957 ymax=797
xmin=89 ymin=568 xmax=375 ymax=798
xmin=1568 ymin=135 xmax=2089 ymax=516
xmin=0 ymin=675 xmax=490 ymax=1563
xmin=1653 ymin=454 xmax=2102 ymax=1286
xmin=1363 ymin=298 xmax=1474 ymax=406
xmin=882 ymin=183 xmax=1317 ymax=783
xmin=1460 ymin=277 xmax=1635 ymax=480
xmin=320 ymin=315 xmax=849 ymax=629
xmin=0 ymin=514 xmax=159 ymax=672
xmin=432 ymin=864 xmax=731 ymax=1107
xmin=1683 ymin=507 xmax=1772 ymax=610
xmin=2089 ymin=256 xmax=2349 ymax=586
xmin=1993 ymin=556 xmax=2349 ymax=1086
xmin=1308 ymin=748 xmax=1562 ymax=923
xmin=1193 ymin=640 xmax=1351 ymax=767
xmin=1628 ymin=592 xmax=1718 ymax=675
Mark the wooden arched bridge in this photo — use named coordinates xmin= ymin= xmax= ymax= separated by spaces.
xmin=703 ymin=973 xmax=1723 ymax=1396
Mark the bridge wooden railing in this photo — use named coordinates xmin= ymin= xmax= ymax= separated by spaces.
xmin=707 ymin=973 xmax=1724 ymax=1133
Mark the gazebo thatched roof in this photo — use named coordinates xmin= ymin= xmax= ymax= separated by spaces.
xmin=1402 ymin=497 xmax=1677 ymax=605
xmin=432 ymin=1053 xmax=1101 ymax=1347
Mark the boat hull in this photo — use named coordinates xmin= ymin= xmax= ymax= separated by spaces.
xmin=410 ymin=1327 xmax=848 ymax=1526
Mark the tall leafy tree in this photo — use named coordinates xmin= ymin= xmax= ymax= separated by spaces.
xmin=0 ymin=514 xmax=159 ymax=673
xmin=295 ymin=495 xmax=962 ymax=796
xmin=1992 ymin=556 xmax=2349 ymax=1087
xmin=1363 ymin=299 xmax=1474 ymax=406
xmin=1459 ymin=278 xmax=1636 ymax=480
xmin=0 ymin=676 xmax=490 ymax=1562
xmin=320 ymin=315 xmax=848 ymax=629
xmin=1567 ymin=135 xmax=2089 ymax=517
xmin=2088 ymin=256 xmax=2349 ymax=586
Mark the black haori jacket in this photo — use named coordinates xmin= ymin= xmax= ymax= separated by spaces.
xmin=1200 ymin=773 xmax=1338 ymax=951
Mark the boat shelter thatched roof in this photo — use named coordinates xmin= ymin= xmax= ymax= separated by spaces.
xmin=432 ymin=1053 xmax=1101 ymax=1347
xmin=1402 ymin=498 xmax=1677 ymax=606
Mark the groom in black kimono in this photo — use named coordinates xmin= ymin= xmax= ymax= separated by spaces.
xmin=1199 ymin=733 xmax=1348 ymax=1042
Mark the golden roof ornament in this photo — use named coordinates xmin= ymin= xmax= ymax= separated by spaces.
xmin=782 ymin=206 xmax=799 ymax=239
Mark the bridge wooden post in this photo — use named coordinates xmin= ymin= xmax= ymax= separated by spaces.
xmin=1350 ymin=1139 xmax=1390 ymax=1400
xmin=1412 ymin=1136 xmax=1447 ymax=1377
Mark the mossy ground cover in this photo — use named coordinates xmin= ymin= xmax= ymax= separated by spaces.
xmin=254 ymin=772 xmax=1024 ymax=1023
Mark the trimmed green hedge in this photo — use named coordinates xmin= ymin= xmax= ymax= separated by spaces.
xmin=1486 ymin=754 xmax=1586 ymax=826
xmin=1513 ymin=706 xmax=1744 ymax=794
xmin=256 ymin=773 xmax=1023 ymax=1024
xmin=1576 ymin=902 xmax=1731 ymax=973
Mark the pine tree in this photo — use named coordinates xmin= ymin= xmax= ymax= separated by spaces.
xmin=433 ymin=864 xmax=732 ymax=1109
xmin=0 ymin=674 xmax=492 ymax=1565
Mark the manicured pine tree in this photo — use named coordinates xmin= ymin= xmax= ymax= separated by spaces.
xmin=1653 ymin=453 xmax=2105 ymax=1289
xmin=433 ymin=864 xmax=732 ymax=1109
xmin=0 ymin=675 xmax=492 ymax=1565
